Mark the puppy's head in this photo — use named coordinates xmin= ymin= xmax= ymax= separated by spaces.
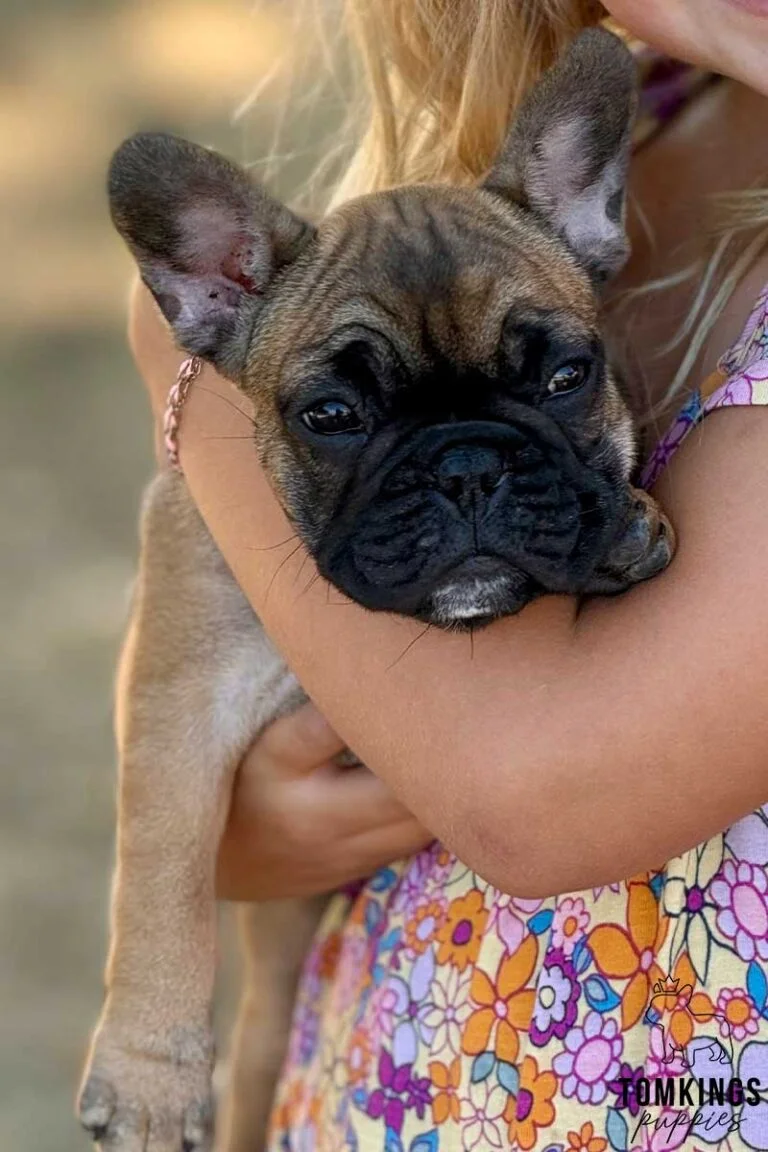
xmin=110 ymin=29 xmax=640 ymax=626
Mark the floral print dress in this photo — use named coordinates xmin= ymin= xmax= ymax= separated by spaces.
xmin=267 ymin=283 xmax=768 ymax=1151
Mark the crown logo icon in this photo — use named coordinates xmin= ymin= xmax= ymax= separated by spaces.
xmin=652 ymin=977 xmax=680 ymax=996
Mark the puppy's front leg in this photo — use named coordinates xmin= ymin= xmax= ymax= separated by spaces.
xmin=78 ymin=470 xmax=296 ymax=1152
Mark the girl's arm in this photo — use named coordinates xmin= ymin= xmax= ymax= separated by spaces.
xmin=131 ymin=279 xmax=768 ymax=899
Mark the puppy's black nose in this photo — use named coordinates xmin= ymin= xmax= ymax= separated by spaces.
xmin=434 ymin=445 xmax=505 ymax=503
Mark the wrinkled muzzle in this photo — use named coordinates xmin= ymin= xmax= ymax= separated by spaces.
xmin=315 ymin=417 xmax=627 ymax=621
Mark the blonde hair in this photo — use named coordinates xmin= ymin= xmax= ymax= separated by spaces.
xmin=251 ymin=0 xmax=768 ymax=416
xmin=332 ymin=0 xmax=604 ymax=201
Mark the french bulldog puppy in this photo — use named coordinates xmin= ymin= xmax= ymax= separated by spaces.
xmin=78 ymin=28 xmax=675 ymax=1152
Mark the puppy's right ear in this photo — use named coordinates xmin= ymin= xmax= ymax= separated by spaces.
xmin=485 ymin=28 xmax=638 ymax=284
xmin=108 ymin=133 xmax=315 ymax=379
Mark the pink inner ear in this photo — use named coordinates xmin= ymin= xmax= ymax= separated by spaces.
xmin=221 ymin=237 xmax=263 ymax=295
xmin=179 ymin=203 xmax=266 ymax=295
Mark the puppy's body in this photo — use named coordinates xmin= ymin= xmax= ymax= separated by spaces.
xmin=78 ymin=30 xmax=675 ymax=1152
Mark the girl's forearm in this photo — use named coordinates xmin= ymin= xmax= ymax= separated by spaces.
xmin=130 ymin=284 xmax=768 ymax=897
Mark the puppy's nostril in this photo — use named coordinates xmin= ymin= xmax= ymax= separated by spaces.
xmin=433 ymin=445 xmax=505 ymax=502
xmin=480 ymin=472 xmax=504 ymax=495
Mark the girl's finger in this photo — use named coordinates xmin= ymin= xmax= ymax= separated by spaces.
xmin=248 ymin=701 xmax=347 ymax=777
xmin=340 ymin=819 xmax=434 ymax=876
xmin=314 ymin=766 xmax=422 ymax=833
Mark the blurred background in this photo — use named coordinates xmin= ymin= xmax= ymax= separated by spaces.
xmin=0 ymin=2 xmax=342 ymax=1148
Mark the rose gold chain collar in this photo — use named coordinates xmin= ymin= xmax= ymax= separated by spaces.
xmin=163 ymin=356 xmax=202 ymax=469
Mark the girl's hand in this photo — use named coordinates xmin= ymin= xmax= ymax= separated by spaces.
xmin=216 ymin=702 xmax=431 ymax=901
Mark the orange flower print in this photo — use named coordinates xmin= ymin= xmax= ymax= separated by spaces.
xmin=551 ymin=896 xmax=590 ymax=956
xmin=462 ymin=933 xmax=538 ymax=1064
xmin=504 ymin=1055 xmax=556 ymax=1150
xmin=307 ymin=1093 xmax=323 ymax=1127
xmin=588 ymin=881 xmax=668 ymax=1029
xmin=347 ymin=1027 xmax=372 ymax=1087
xmin=268 ymin=1080 xmax=305 ymax=1136
xmin=317 ymin=930 xmax=342 ymax=979
xmin=648 ymin=953 xmax=716 ymax=1051
xmin=717 ymin=987 xmax=759 ymax=1042
xmin=437 ymin=889 xmax=488 ymax=972
xmin=429 ymin=1057 xmax=461 ymax=1125
xmin=404 ymin=900 xmax=447 ymax=956
xmin=566 ymin=1121 xmax=608 ymax=1152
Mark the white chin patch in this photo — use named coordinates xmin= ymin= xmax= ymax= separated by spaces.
xmin=430 ymin=576 xmax=512 ymax=624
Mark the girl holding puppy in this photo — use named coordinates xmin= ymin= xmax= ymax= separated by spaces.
xmin=132 ymin=0 xmax=768 ymax=1145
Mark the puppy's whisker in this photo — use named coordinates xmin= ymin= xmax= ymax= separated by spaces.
xmin=246 ymin=534 xmax=299 ymax=553
xmin=264 ymin=541 xmax=306 ymax=604
xmin=293 ymin=550 xmax=314 ymax=588
xmin=195 ymin=385 xmax=258 ymax=427
xmin=387 ymin=624 xmax=433 ymax=671
xmin=296 ymin=570 xmax=324 ymax=601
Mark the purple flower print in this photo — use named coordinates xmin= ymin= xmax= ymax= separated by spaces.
xmin=685 ymin=1038 xmax=734 ymax=1142
xmin=405 ymin=1073 xmax=432 ymax=1122
xmin=392 ymin=851 xmax=437 ymax=919
xmin=738 ymin=1040 xmax=768 ymax=1148
xmin=641 ymin=398 xmax=701 ymax=489
xmin=383 ymin=948 xmax=437 ymax=1066
xmin=721 ymin=284 xmax=768 ymax=375
xmin=710 ymin=859 xmax=768 ymax=962
xmin=420 ymin=841 xmax=457 ymax=893
xmin=487 ymin=894 xmax=543 ymax=954
xmin=608 ymin=1062 xmax=646 ymax=1118
xmin=530 ymin=948 xmax=580 ymax=1046
xmin=333 ymin=933 xmax=371 ymax=1015
xmin=592 ymin=881 xmax=622 ymax=900
xmin=705 ymin=358 xmax=768 ymax=419
xmin=365 ymin=1049 xmax=412 ymax=1135
xmin=726 ymin=805 xmax=768 ymax=865
xmin=644 ymin=1023 xmax=686 ymax=1079
xmin=552 ymin=1011 xmax=623 ymax=1105
xmin=369 ymin=982 xmax=401 ymax=1045
xmin=720 ymin=373 xmax=755 ymax=406
xmin=288 ymin=970 xmax=322 ymax=1067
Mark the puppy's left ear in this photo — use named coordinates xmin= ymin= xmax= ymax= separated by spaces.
xmin=485 ymin=28 xmax=638 ymax=283
xmin=108 ymin=133 xmax=315 ymax=379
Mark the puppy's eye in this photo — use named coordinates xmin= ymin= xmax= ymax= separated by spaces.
xmin=546 ymin=362 xmax=589 ymax=397
xmin=301 ymin=400 xmax=364 ymax=436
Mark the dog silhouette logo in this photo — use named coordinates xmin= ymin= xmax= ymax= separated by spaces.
xmin=644 ymin=975 xmax=733 ymax=1068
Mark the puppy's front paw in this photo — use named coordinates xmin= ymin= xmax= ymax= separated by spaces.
xmin=78 ymin=1018 xmax=215 ymax=1151
xmin=588 ymin=488 xmax=676 ymax=595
